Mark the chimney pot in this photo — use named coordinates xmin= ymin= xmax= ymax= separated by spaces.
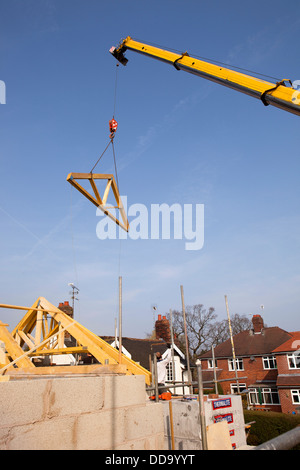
xmin=158 ymin=314 xmax=162 ymax=321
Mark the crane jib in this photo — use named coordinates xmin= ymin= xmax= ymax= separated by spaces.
xmin=175 ymin=63 xmax=300 ymax=116
xmin=111 ymin=38 xmax=300 ymax=117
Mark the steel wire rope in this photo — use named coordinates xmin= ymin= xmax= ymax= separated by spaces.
xmin=69 ymin=184 xmax=81 ymax=322
xmin=89 ymin=139 xmax=112 ymax=173
xmin=113 ymin=63 xmax=119 ymax=118
xmin=69 ymin=65 xmax=124 ymax=333
xmin=111 ymin=63 xmax=120 ymax=191
xmin=111 ymin=63 xmax=123 ymax=338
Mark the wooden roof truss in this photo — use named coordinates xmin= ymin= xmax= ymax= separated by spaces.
xmin=67 ymin=172 xmax=129 ymax=232
xmin=0 ymin=297 xmax=150 ymax=384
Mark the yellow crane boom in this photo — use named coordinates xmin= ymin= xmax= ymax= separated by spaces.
xmin=110 ymin=36 xmax=300 ymax=116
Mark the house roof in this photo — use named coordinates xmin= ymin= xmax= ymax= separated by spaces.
xmin=272 ymin=331 xmax=300 ymax=353
xmin=201 ymin=369 xmax=223 ymax=389
xmin=200 ymin=327 xmax=292 ymax=359
xmin=277 ymin=374 xmax=300 ymax=387
xmin=100 ymin=336 xmax=169 ymax=370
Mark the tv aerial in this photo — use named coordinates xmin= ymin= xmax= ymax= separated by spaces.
xmin=151 ymin=304 xmax=158 ymax=325
xmin=68 ymin=282 xmax=80 ymax=316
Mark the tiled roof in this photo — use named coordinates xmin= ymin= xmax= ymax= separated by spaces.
xmin=272 ymin=331 xmax=300 ymax=353
xmin=277 ymin=374 xmax=300 ymax=387
xmin=200 ymin=327 xmax=292 ymax=359
xmin=100 ymin=336 xmax=168 ymax=370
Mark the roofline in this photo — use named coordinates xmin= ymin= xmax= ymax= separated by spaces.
xmin=200 ymin=352 xmax=278 ymax=360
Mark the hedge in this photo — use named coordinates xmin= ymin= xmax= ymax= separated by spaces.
xmin=244 ymin=410 xmax=300 ymax=449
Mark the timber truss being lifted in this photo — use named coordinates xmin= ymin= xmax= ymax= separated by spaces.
xmin=67 ymin=172 xmax=129 ymax=232
xmin=0 ymin=297 xmax=150 ymax=384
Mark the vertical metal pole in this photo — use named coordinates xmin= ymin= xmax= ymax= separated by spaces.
xmin=169 ymin=308 xmax=176 ymax=393
xmin=153 ymin=353 xmax=159 ymax=402
xmin=119 ymin=276 xmax=122 ymax=364
xmin=224 ymin=295 xmax=240 ymax=393
xmin=212 ymin=345 xmax=218 ymax=394
xmin=197 ymin=361 xmax=208 ymax=450
xmin=180 ymin=285 xmax=192 ymax=394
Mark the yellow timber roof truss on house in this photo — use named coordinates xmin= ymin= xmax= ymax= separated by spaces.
xmin=0 ymin=297 xmax=151 ymax=384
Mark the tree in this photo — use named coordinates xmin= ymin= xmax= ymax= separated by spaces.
xmin=168 ymin=306 xmax=252 ymax=361
xmin=167 ymin=304 xmax=216 ymax=359
xmin=210 ymin=313 xmax=253 ymax=346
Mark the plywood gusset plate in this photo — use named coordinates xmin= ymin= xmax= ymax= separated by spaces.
xmin=0 ymin=297 xmax=151 ymax=385
xmin=67 ymin=172 xmax=129 ymax=232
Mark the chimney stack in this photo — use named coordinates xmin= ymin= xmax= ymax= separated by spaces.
xmin=58 ymin=301 xmax=73 ymax=318
xmin=252 ymin=314 xmax=264 ymax=334
xmin=58 ymin=301 xmax=74 ymax=341
xmin=155 ymin=314 xmax=171 ymax=343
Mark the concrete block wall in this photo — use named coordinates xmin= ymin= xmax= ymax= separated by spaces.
xmin=0 ymin=375 xmax=165 ymax=450
xmin=163 ymin=400 xmax=202 ymax=451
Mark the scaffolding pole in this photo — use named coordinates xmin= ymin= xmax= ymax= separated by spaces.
xmin=254 ymin=426 xmax=300 ymax=450
xmin=225 ymin=295 xmax=240 ymax=393
xmin=197 ymin=362 xmax=208 ymax=450
xmin=180 ymin=285 xmax=192 ymax=394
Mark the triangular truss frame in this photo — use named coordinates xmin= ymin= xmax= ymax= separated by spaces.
xmin=67 ymin=172 xmax=129 ymax=232
xmin=0 ymin=297 xmax=150 ymax=384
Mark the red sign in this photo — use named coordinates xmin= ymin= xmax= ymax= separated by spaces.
xmin=213 ymin=413 xmax=233 ymax=424
xmin=212 ymin=398 xmax=232 ymax=410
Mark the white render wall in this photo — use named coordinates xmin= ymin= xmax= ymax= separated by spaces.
xmin=163 ymin=395 xmax=247 ymax=450
xmin=0 ymin=375 xmax=165 ymax=450
xmin=205 ymin=395 xmax=247 ymax=449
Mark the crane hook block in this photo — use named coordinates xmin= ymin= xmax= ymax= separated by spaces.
xmin=109 ymin=118 xmax=118 ymax=140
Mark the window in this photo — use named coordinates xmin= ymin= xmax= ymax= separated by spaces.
xmin=208 ymin=359 xmax=217 ymax=369
xmin=248 ymin=387 xmax=280 ymax=406
xmin=166 ymin=362 xmax=174 ymax=382
xmin=287 ymin=353 xmax=300 ymax=369
xmin=230 ymin=383 xmax=246 ymax=394
xmin=291 ymin=390 xmax=300 ymax=404
xmin=262 ymin=356 xmax=277 ymax=370
xmin=228 ymin=358 xmax=244 ymax=371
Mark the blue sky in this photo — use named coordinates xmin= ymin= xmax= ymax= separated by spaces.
xmin=1 ymin=0 xmax=300 ymax=338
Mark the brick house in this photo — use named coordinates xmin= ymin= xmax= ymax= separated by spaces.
xmin=199 ymin=315 xmax=300 ymax=414
xmin=273 ymin=331 xmax=300 ymax=414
